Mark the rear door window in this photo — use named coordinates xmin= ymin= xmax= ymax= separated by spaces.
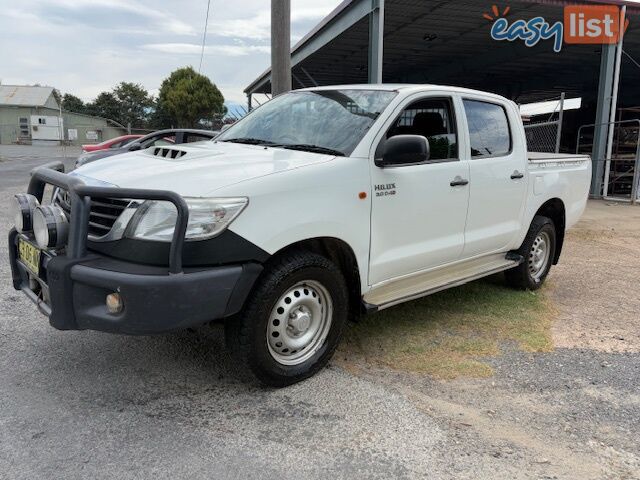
xmin=463 ymin=100 xmax=512 ymax=158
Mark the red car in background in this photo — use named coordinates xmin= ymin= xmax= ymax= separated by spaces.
xmin=81 ymin=134 xmax=143 ymax=153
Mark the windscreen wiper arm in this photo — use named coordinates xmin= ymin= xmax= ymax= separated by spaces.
xmin=220 ymin=138 xmax=276 ymax=145
xmin=280 ymin=144 xmax=345 ymax=157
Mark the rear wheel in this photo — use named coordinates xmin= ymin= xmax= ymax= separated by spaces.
xmin=505 ymin=215 xmax=556 ymax=290
xmin=225 ymin=251 xmax=348 ymax=387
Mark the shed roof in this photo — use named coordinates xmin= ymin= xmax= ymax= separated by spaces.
xmin=245 ymin=0 xmax=640 ymax=105
xmin=0 ymin=85 xmax=56 ymax=107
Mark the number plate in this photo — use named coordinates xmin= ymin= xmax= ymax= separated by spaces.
xmin=18 ymin=238 xmax=41 ymax=276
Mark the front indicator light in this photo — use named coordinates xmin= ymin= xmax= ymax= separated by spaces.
xmin=11 ymin=194 xmax=40 ymax=232
xmin=32 ymin=205 xmax=69 ymax=249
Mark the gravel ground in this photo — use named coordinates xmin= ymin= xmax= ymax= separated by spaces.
xmin=550 ymin=201 xmax=640 ymax=353
xmin=0 ymin=145 xmax=638 ymax=479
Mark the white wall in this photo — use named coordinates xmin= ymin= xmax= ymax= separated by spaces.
xmin=30 ymin=115 xmax=63 ymax=141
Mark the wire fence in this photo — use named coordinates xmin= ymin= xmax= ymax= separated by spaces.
xmin=523 ymin=120 xmax=561 ymax=153
xmin=522 ymin=93 xmax=565 ymax=153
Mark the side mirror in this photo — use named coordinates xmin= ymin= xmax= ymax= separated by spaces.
xmin=220 ymin=124 xmax=232 ymax=132
xmin=376 ymin=135 xmax=430 ymax=167
xmin=129 ymin=143 xmax=142 ymax=151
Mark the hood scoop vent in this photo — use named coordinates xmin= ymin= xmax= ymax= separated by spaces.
xmin=152 ymin=147 xmax=187 ymax=159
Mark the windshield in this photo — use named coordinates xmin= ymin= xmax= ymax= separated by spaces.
xmin=216 ymin=89 xmax=397 ymax=156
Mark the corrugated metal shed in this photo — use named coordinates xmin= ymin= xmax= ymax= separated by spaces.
xmin=0 ymin=85 xmax=56 ymax=107
xmin=245 ymin=0 xmax=640 ymax=105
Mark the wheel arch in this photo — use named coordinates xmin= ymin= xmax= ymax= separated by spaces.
xmin=267 ymin=237 xmax=363 ymax=320
xmin=534 ymin=198 xmax=566 ymax=264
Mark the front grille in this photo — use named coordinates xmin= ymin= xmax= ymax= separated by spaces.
xmin=54 ymin=189 xmax=130 ymax=238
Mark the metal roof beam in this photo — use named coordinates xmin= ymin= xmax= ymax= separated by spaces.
xmin=591 ymin=44 xmax=617 ymax=196
xmin=300 ymin=67 xmax=319 ymax=86
xmin=368 ymin=0 xmax=384 ymax=83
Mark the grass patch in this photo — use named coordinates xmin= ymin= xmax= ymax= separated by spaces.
xmin=338 ymin=275 xmax=554 ymax=379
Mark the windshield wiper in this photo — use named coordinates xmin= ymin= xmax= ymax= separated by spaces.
xmin=279 ymin=144 xmax=345 ymax=157
xmin=222 ymin=138 xmax=346 ymax=156
xmin=221 ymin=137 xmax=276 ymax=145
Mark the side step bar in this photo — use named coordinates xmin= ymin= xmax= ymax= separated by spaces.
xmin=363 ymin=253 xmax=523 ymax=312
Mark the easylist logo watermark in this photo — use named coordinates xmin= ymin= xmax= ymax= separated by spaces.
xmin=484 ymin=4 xmax=629 ymax=53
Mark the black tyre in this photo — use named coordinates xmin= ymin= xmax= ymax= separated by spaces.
xmin=505 ymin=215 xmax=556 ymax=290
xmin=225 ymin=251 xmax=349 ymax=387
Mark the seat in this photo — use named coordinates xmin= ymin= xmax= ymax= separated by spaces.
xmin=412 ymin=112 xmax=446 ymax=137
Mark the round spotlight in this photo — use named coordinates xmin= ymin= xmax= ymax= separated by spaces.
xmin=33 ymin=205 xmax=69 ymax=249
xmin=11 ymin=194 xmax=39 ymax=233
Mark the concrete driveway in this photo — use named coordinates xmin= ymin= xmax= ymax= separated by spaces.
xmin=0 ymin=145 xmax=638 ymax=480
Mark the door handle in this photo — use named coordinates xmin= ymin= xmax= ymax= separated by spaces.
xmin=450 ymin=176 xmax=469 ymax=187
xmin=510 ymin=170 xmax=524 ymax=180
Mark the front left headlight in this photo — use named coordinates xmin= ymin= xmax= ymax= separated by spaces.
xmin=125 ymin=197 xmax=248 ymax=242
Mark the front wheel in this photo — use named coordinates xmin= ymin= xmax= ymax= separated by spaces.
xmin=225 ymin=251 xmax=349 ymax=387
xmin=505 ymin=215 xmax=556 ymax=290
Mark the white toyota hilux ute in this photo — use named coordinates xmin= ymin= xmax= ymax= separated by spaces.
xmin=9 ymin=85 xmax=591 ymax=386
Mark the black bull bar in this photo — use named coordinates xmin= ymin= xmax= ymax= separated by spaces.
xmin=26 ymin=161 xmax=189 ymax=274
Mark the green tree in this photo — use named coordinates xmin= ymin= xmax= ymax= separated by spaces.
xmin=86 ymin=92 xmax=121 ymax=123
xmin=61 ymin=93 xmax=85 ymax=113
xmin=157 ymin=67 xmax=224 ymax=128
xmin=148 ymin=100 xmax=174 ymax=129
xmin=113 ymin=82 xmax=153 ymax=128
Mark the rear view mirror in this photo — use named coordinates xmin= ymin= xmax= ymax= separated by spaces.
xmin=376 ymin=135 xmax=430 ymax=167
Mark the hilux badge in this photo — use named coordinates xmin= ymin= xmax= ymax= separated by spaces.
xmin=375 ymin=183 xmax=397 ymax=197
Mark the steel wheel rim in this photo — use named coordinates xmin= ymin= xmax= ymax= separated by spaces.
xmin=528 ymin=231 xmax=551 ymax=281
xmin=266 ymin=280 xmax=333 ymax=366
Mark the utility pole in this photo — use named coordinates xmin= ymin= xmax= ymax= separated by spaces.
xmin=271 ymin=0 xmax=291 ymax=96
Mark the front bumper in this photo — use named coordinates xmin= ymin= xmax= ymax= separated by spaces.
xmin=9 ymin=229 xmax=262 ymax=334
xmin=8 ymin=162 xmax=262 ymax=334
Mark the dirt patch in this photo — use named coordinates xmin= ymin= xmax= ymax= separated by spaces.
xmin=402 ymin=386 xmax=605 ymax=480
xmin=338 ymin=278 xmax=555 ymax=379
xmin=550 ymin=201 xmax=640 ymax=353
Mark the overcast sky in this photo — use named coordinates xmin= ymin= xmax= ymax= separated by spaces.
xmin=0 ymin=0 xmax=341 ymax=105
